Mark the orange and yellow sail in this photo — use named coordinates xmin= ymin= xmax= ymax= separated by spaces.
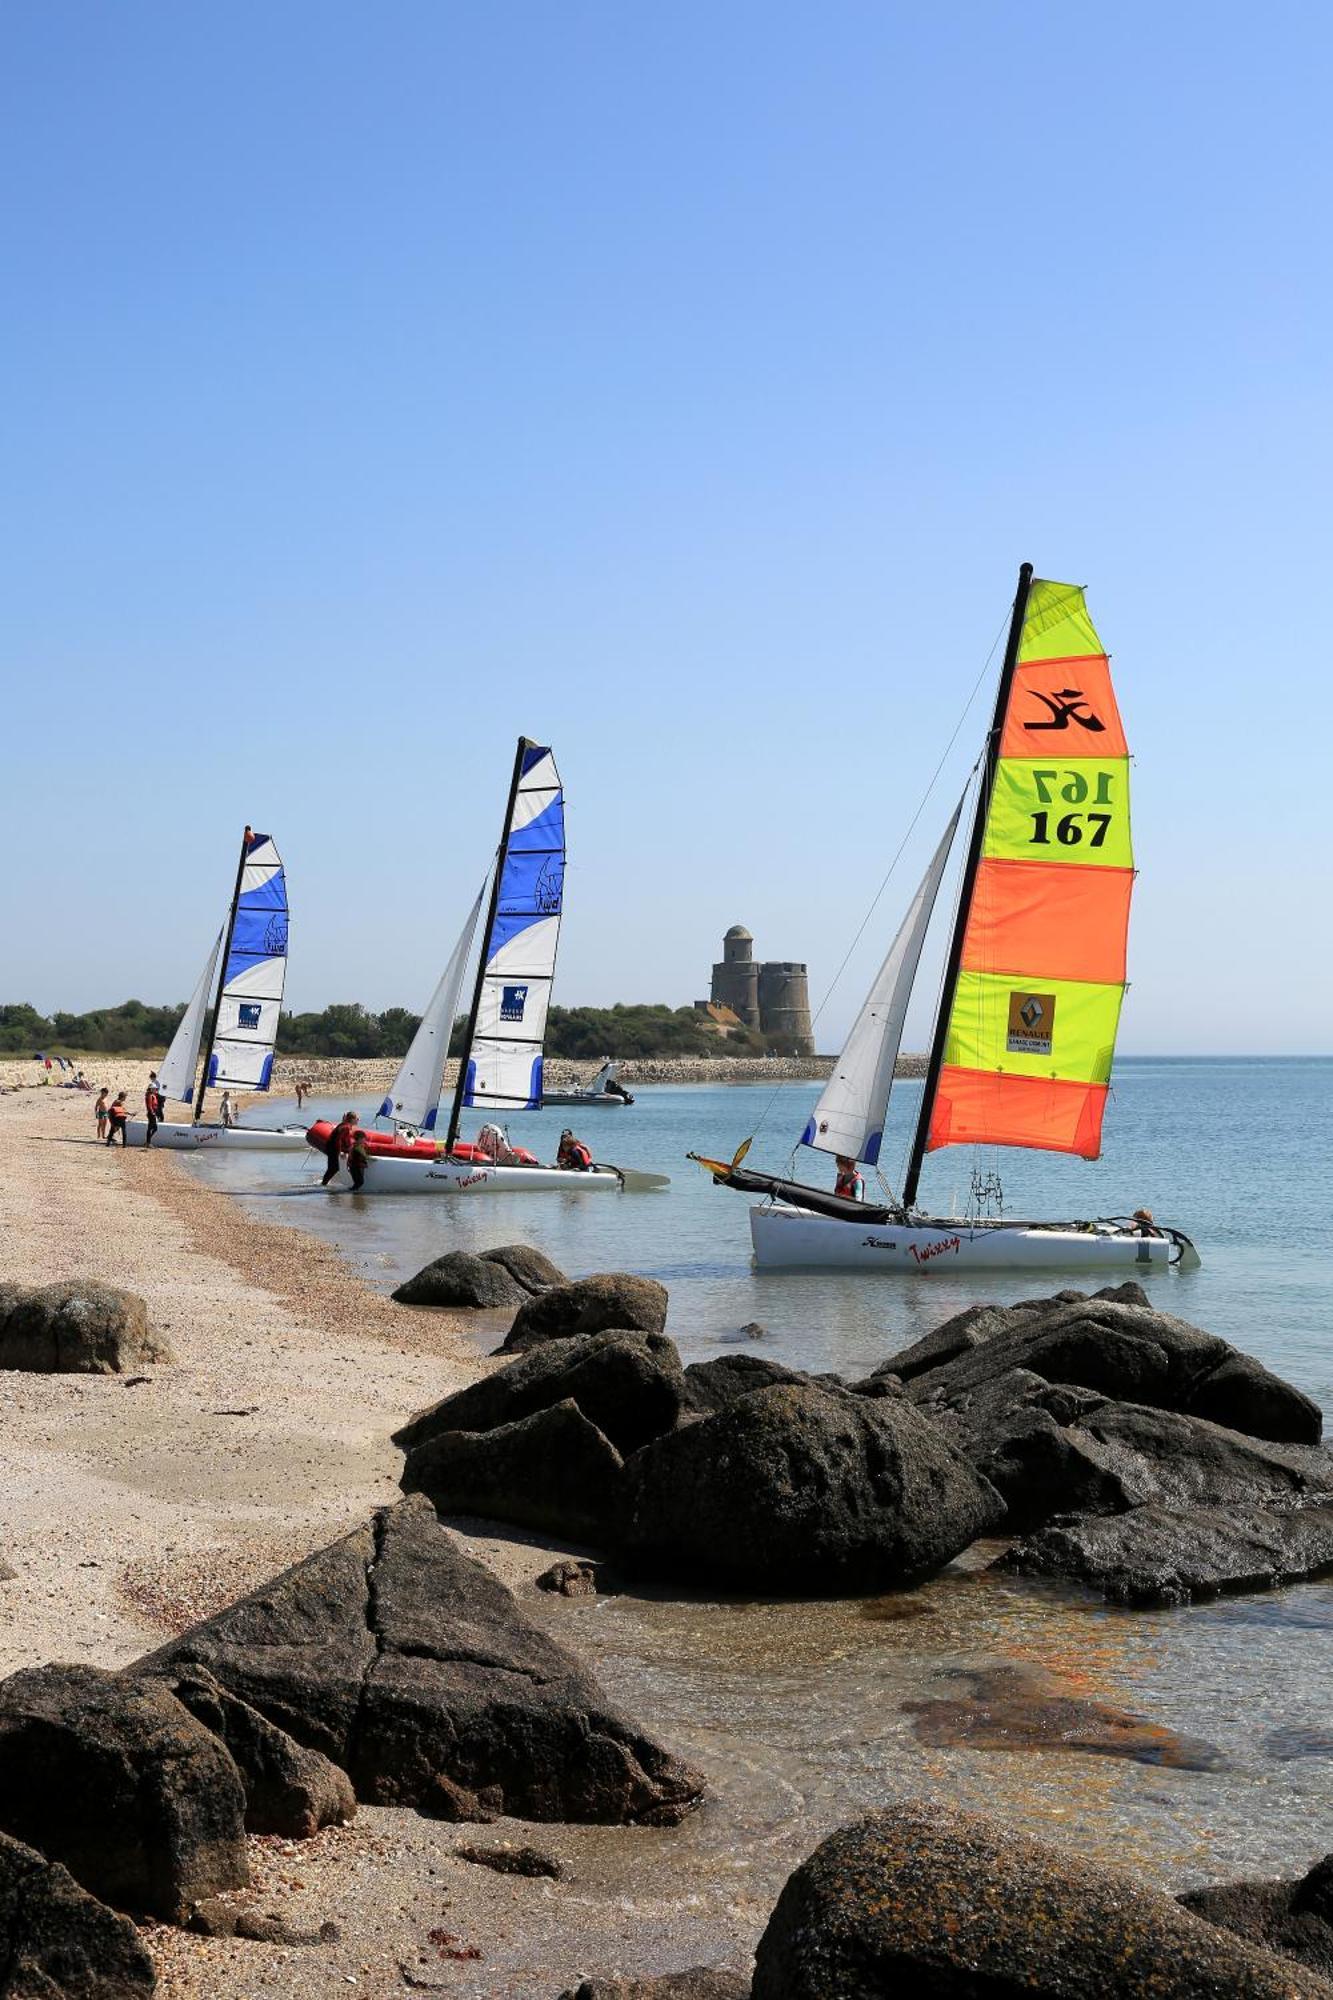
xmin=925 ymin=578 xmax=1132 ymax=1160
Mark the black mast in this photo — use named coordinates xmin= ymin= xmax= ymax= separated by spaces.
xmin=902 ymin=563 xmax=1034 ymax=1209
xmin=193 ymin=825 xmax=254 ymax=1125
xmin=444 ymin=738 xmax=529 ymax=1155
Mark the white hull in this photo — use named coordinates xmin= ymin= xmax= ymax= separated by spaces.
xmin=539 ymin=1094 xmax=629 ymax=1109
xmin=126 ymin=1120 xmax=309 ymax=1152
xmin=749 ymin=1204 xmax=1177 ymax=1273
xmin=320 ymin=1154 xmax=668 ymax=1195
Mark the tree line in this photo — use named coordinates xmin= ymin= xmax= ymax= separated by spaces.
xmin=0 ymin=998 xmax=802 ymax=1060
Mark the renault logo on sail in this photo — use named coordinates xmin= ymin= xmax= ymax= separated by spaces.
xmin=501 ymin=985 xmax=529 ymax=1021
xmin=1006 ymin=990 xmax=1056 ymax=1055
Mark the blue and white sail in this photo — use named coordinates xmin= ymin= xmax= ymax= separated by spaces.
xmin=380 ymin=881 xmax=487 ymax=1131
xmin=158 ymin=930 xmax=222 ymax=1105
xmin=801 ymin=798 xmax=964 ymax=1169
xmin=206 ymin=832 xmax=289 ymax=1093
xmin=463 ymin=745 xmax=565 ymax=1112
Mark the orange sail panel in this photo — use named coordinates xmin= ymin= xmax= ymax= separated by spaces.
xmin=926 ymin=577 xmax=1132 ymax=1161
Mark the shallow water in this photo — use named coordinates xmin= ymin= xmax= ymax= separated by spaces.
xmin=181 ymin=1058 xmax=1333 ymax=1895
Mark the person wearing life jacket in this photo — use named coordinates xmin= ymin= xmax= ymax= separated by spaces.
xmin=320 ymin=1110 xmax=359 ymax=1187
xmin=834 ymin=1154 xmax=865 ymax=1201
xmin=557 ymin=1129 xmax=593 ymax=1172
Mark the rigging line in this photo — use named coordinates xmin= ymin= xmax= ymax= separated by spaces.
xmin=740 ymin=606 xmax=1012 ymax=1154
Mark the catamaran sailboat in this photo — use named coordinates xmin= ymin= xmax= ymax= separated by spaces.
xmin=308 ymin=739 xmax=665 ymax=1194
xmin=127 ymin=828 xmax=305 ymax=1151
xmin=692 ymin=566 xmax=1199 ymax=1272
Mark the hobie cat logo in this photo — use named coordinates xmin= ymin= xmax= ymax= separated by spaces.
xmin=1006 ymin=990 xmax=1056 ymax=1055
xmin=1023 ymin=689 xmax=1105 ymax=733
xmin=501 ymin=985 xmax=529 ymax=1021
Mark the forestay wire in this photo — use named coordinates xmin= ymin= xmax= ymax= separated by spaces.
xmin=741 ymin=609 xmax=1013 ymax=1162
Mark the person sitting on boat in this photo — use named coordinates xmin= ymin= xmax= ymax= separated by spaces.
xmin=475 ymin=1122 xmax=518 ymax=1164
xmin=1132 ymin=1207 xmax=1161 ymax=1237
xmin=834 ymin=1154 xmax=865 ymax=1202
xmin=557 ymin=1128 xmax=594 ymax=1172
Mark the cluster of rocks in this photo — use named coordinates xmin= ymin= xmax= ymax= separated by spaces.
xmin=0 ymin=1494 xmax=702 ymax=1994
xmin=0 ymin=1282 xmax=171 ymax=1375
xmin=547 ymin=1799 xmax=1333 ymax=1996
xmin=394 ymin=1264 xmax=1333 ymax=1606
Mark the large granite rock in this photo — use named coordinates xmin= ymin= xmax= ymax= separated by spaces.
xmin=393 ymin=1251 xmax=530 ymax=1310
xmin=0 ymin=1830 xmax=157 ymax=1997
xmin=618 ymin=1383 xmax=1001 ymax=1593
xmin=1181 ymin=1852 xmax=1333 ymax=1981
xmin=501 ymin=1274 xmax=669 ymax=1354
xmin=0 ymin=1282 xmax=173 ymax=1375
xmin=679 ymin=1354 xmax=808 ymax=1414
xmin=137 ymin=1495 xmax=703 ymax=1826
xmin=402 ymin=1400 xmax=626 ymax=1543
xmin=153 ymin=1663 xmax=356 ymax=1836
xmin=484 ymin=1244 xmax=567 ymax=1292
xmin=899 ymin=1290 xmax=1322 ymax=1446
xmin=752 ymin=1799 xmax=1333 ymax=1997
xmin=0 ymin=1664 xmax=248 ymax=1921
xmin=395 ymin=1330 xmax=687 ymax=1463
xmin=1004 ymin=1500 xmax=1333 ymax=1605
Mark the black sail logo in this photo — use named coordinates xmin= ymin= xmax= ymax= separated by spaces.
xmin=1023 ymin=688 xmax=1105 ymax=733
xmin=1006 ymin=990 xmax=1056 ymax=1056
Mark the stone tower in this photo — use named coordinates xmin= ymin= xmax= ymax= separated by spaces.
xmin=710 ymin=925 xmax=760 ymax=1028
xmin=707 ymin=925 xmax=815 ymax=1053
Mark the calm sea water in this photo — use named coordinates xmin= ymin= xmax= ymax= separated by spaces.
xmin=179 ymin=1058 xmax=1333 ymax=1897
xmin=185 ymin=1058 xmax=1333 ymax=1413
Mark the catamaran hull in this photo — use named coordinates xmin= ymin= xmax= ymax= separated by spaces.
xmin=320 ymin=1154 xmax=668 ymax=1195
xmin=749 ymin=1205 xmax=1176 ymax=1273
xmin=126 ymin=1121 xmax=309 ymax=1151
xmin=539 ymin=1094 xmax=629 ymax=1109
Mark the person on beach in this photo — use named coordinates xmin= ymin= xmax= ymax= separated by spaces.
xmin=834 ymin=1155 xmax=865 ymax=1201
xmin=321 ymin=1110 xmax=359 ymax=1186
xmin=348 ymin=1128 xmax=371 ymax=1191
xmin=144 ymin=1073 xmax=162 ymax=1146
xmin=94 ymin=1088 xmax=109 ymax=1140
xmin=295 ymin=1078 xmax=307 ymax=1110
xmin=556 ymin=1129 xmax=593 ymax=1172
xmin=105 ymin=1092 xmax=130 ymax=1146
xmin=219 ymin=1090 xmax=236 ymax=1128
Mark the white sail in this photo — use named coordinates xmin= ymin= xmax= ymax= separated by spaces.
xmin=158 ymin=932 xmax=222 ymax=1105
xmin=380 ymin=883 xmax=486 ymax=1132
xmin=584 ymin=1059 xmax=618 ymax=1097
xmin=207 ymin=833 xmax=289 ymax=1093
xmin=463 ymin=745 xmax=564 ymax=1113
xmin=802 ymin=798 xmax=964 ymax=1169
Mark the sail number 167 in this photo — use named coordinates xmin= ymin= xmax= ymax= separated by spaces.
xmin=1028 ymin=768 xmax=1115 ymax=851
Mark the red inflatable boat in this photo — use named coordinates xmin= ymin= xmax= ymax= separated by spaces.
xmin=304 ymin=1121 xmax=539 ymax=1166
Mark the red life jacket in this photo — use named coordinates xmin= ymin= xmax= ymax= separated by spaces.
xmin=562 ymin=1140 xmax=593 ymax=1171
xmin=835 ymin=1169 xmax=863 ymax=1200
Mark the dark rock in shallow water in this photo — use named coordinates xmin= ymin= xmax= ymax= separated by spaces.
xmin=680 ymin=1353 xmax=808 ymax=1413
xmin=403 ymin=1399 xmax=626 ymax=1544
xmin=898 ymin=1291 xmax=1322 ymax=1446
xmin=0 ymin=1281 xmax=174 ymax=1374
xmin=536 ymin=1559 xmax=601 ymax=1598
xmin=455 ymin=1839 xmax=564 ymax=1878
xmin=500 ymin=1273 xmax=668 ymax=1353
xmin=751 ymin=1799 xmax=1332 ymax=1998
xmin=482 ymin=1243 xmax=567 ymax=1292
xmin=618 ymin=1383 xmax=1001 ymax=1593
xmin=0 ymin=1664 xmax=248 ymax=1920
xmin=1181 ymin=1852 xmax=1333 ymax=1981
xmin=138 ymin=1495 xmax=704 ymax=1826
xmin=0 ymin=1829 xmax=157 ymax=1996
xmin=153 ymin=1663 xmax=355 ymax=1836
xmin=904 ymin=1661 xmax=1225 ymax=1769
xmin=558 ymin=1975 xmax=750 ymax=1999
xmin=393 ymin=1251 xmax=529 ymax=1310
xmin=720 ymin=1320 xmax=767 ymax=1343
xmin=395 ymin=1330 xmax=686 ymax=1462
xmin=1004 ymin=1500 xmax=1333 ymax=1605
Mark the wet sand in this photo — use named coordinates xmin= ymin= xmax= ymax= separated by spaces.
xmin=2 ymin=1065 xmax=1332 ymax=1996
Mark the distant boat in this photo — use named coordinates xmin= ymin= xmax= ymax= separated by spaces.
xmin=127 ymin=828 xmax=305 ymax=1151
xmin=541 ymin=1059 xmax=636 ymax=1108
xmin=312 ymin=740 xmax=665 ymax=1194
xmin=692 ymin=565 xmax=1200 ymax=1272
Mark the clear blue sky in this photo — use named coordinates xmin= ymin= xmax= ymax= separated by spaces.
xmin=5 ymin=2 xmax=1330 ymax=1052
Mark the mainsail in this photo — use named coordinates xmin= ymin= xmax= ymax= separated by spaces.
xmin=458 ymin=743 xmax=565 ymax=1119
xmin=205 ymin=832 xmax=289 ymax=1093
xmin=379 ymin=883 xmax=486 ymax=1131
xmin=904 ymin=571 xmax=1133 ymax=1198
xmin=800 ymin=798 xmax=964 ymax=1168
xmin=158 ymin=931 xmax=222 ymax=1105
